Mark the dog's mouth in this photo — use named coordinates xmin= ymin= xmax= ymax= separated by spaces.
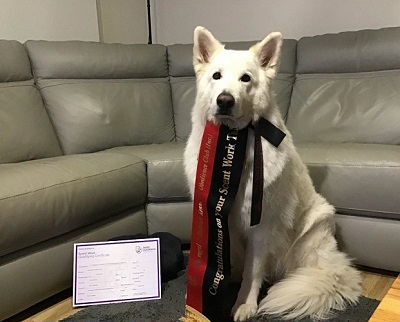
xmin=214 ymin=112 xmax=248 ymax=129
xmin=215 ymin=109 xmax=234 ymax=119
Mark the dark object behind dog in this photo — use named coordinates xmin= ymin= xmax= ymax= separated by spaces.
xmin=109 ymin=232 xmax=185 ymax=282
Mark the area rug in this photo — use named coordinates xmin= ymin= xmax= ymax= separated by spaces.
xmin=63 ymin=264 xmax=379 ymax=322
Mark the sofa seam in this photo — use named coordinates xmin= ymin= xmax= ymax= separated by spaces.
xmin=0 ymin=161 xmax=144 ymax=202
xmin=38 ymin=79 xmax=170 ymax=90
xmin=274 ymin=78 xmax=293 ymax=84
xmin=0 ymin=83 xmax=36 ymax=90
xmin=148 ymin=158 xmax=183 ymax=163
xmin=169 ymin=77 xmax=195 ymax=84
xmin=165 ymin=47 xmax=179 ymax=141
xmin=169 ymin=74 xmax=294 ymax=84
xmin=336 ymin=206 xmax=400 ymax=217
xmin=305 ymin=162 xmax=400 ymax=169
xmin=284 ymin=51 xmax=297 ymax=123
xmin=295 ymin=70 xmax=400 ymax=81
xmin=147 ymin=197 xmax=191 ymax=203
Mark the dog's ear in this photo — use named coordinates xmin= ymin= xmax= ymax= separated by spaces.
xmin=251 ymin=32 xmax=283 ymax=76
xmin=193 ymin=26 xmax=223 ymax=69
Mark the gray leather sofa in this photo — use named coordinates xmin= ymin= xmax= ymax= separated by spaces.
xmin=1 ymin=26 xmax=399 ymax=319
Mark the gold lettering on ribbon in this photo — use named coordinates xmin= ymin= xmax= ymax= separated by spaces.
xmin=194 ymin=133 xmax=214 ymax=267
xmin=209 ymin=129 xmax=238 ymax=296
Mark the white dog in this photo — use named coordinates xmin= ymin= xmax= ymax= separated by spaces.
xmin=184 ymin=26 xmax=362 ymax=321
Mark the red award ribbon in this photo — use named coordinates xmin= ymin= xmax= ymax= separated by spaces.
xmin=186 ymin=122 xmax=220 ymax=315
xmin=184 ymin=121 xmax=248 ymax=321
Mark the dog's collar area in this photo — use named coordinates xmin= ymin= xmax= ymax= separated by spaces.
xmin=249 ymin=117 xmax=286 ymax=148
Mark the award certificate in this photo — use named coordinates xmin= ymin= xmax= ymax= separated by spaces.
xmin=73 ymin=238 xmax=161 ymax=307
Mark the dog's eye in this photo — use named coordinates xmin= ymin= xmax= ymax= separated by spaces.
xmin=212 ymin=72 xmax=222 ymax=80
xmin=240 ymin=73 xmax=251 ymax=82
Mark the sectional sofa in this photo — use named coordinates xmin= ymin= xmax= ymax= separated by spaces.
xmin=1 ymin=26 xmax=400 ymax=319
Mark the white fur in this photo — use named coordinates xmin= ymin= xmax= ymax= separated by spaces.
xmin=184 ymin=26 xmax=362 ymax=321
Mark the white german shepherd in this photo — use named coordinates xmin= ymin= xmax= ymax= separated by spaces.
xmin=184 ymin=26 xmax=362 ymax=321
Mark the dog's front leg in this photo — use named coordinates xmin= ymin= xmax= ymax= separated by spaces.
xmin=231 ymin=228 xmax=267 ymax=321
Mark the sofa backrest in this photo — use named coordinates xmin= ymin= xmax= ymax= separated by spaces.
xmin=287 ymin=27 xmax=400 ymax=144
xmin=25 ymin=41 xmax=176 ymax=155
xmin=168 ymin=39 xmax=297 ymax=141
xmin=0 ymin=40 xmax=62 ymax=164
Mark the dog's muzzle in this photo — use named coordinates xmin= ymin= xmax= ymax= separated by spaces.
xmin=216 ymin=92 xmax=235 ymax=116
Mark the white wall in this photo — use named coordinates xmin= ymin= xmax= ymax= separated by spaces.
xmin=2 ymin=0 xmax=399 ymax=45
xmin=97 ymin=0 xmax=148 ymax=44
xmin=152 ymin=0 xmax=400 ymax=44
xmin=0 ymin=0 xmax=99 ymax=42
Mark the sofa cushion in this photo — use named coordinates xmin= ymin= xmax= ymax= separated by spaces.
xmin=336 ymin=214 xmax=400 ymax=271
xmin=25 ymin=41 xmax=175 ymax=154
xmin=146 ymin=202 xmax=193 ymax=244
xmin=0 ymin=40 xmax=62 ymax=164
xmin=25 ymin=41 xmax=169 ymax=80
xmin=167 ymin=39 xmax=297 ymax=141
xmin=297 ymin=142 xmax=400 ymax=220
xmin=0 ymin=40 xmax=32 ymax=83
xmin=287 ymin=27 xmax=400 ymax=145
xmin=0 ymin=151 xmax=147 ymax=257
xmin=287 ymin=71 xmax=400 ymax=145
xmin=108 ymin=142 xmax=189 ymax=201
xmin=296 ymin=27 xmax=400 ymax=74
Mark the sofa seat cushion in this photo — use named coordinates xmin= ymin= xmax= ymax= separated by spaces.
xmin=0 ymin=152 xmax=146 ymax=257
xmin=107 ymin=142 xmax=189 ymax=202
xmin=297 ymin=142 xmax=400 ymax=220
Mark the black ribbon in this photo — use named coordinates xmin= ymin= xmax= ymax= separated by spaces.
xmin=249 ymin=118 xmax=286 ymax=226
xmin=202 ymin=125 xmax=248 ymax=321
xmin=251 ymin=117 xmax=286 ymax=148
xmin=196 ymin=119 xmax=285 ymax=321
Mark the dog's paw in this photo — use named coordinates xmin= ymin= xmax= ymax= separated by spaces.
xmin=232 ymin=302 xmax=258 ymax=321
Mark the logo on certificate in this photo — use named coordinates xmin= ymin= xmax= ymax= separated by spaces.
xmin=135 ymin=245 xmax=142 ymax=254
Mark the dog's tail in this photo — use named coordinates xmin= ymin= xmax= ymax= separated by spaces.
xmin=257 ymin=255 xmax=362 ymax=320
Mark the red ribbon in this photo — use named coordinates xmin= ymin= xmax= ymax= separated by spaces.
xmin=186 ymin=122 xmax=220 ymax=313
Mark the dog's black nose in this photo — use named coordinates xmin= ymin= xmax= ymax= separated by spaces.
xmin=216 ymin=93 xmax=235 ymax=111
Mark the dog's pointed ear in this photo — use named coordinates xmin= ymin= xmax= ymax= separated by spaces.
xmin=251 ymin=32 xmax=283 ymax=75
xmin=193 ymin=26 xmax=223 ymax=68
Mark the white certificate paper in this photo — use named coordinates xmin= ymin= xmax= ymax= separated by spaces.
xmin=73 ymin=238 xmax=161 ymax=307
